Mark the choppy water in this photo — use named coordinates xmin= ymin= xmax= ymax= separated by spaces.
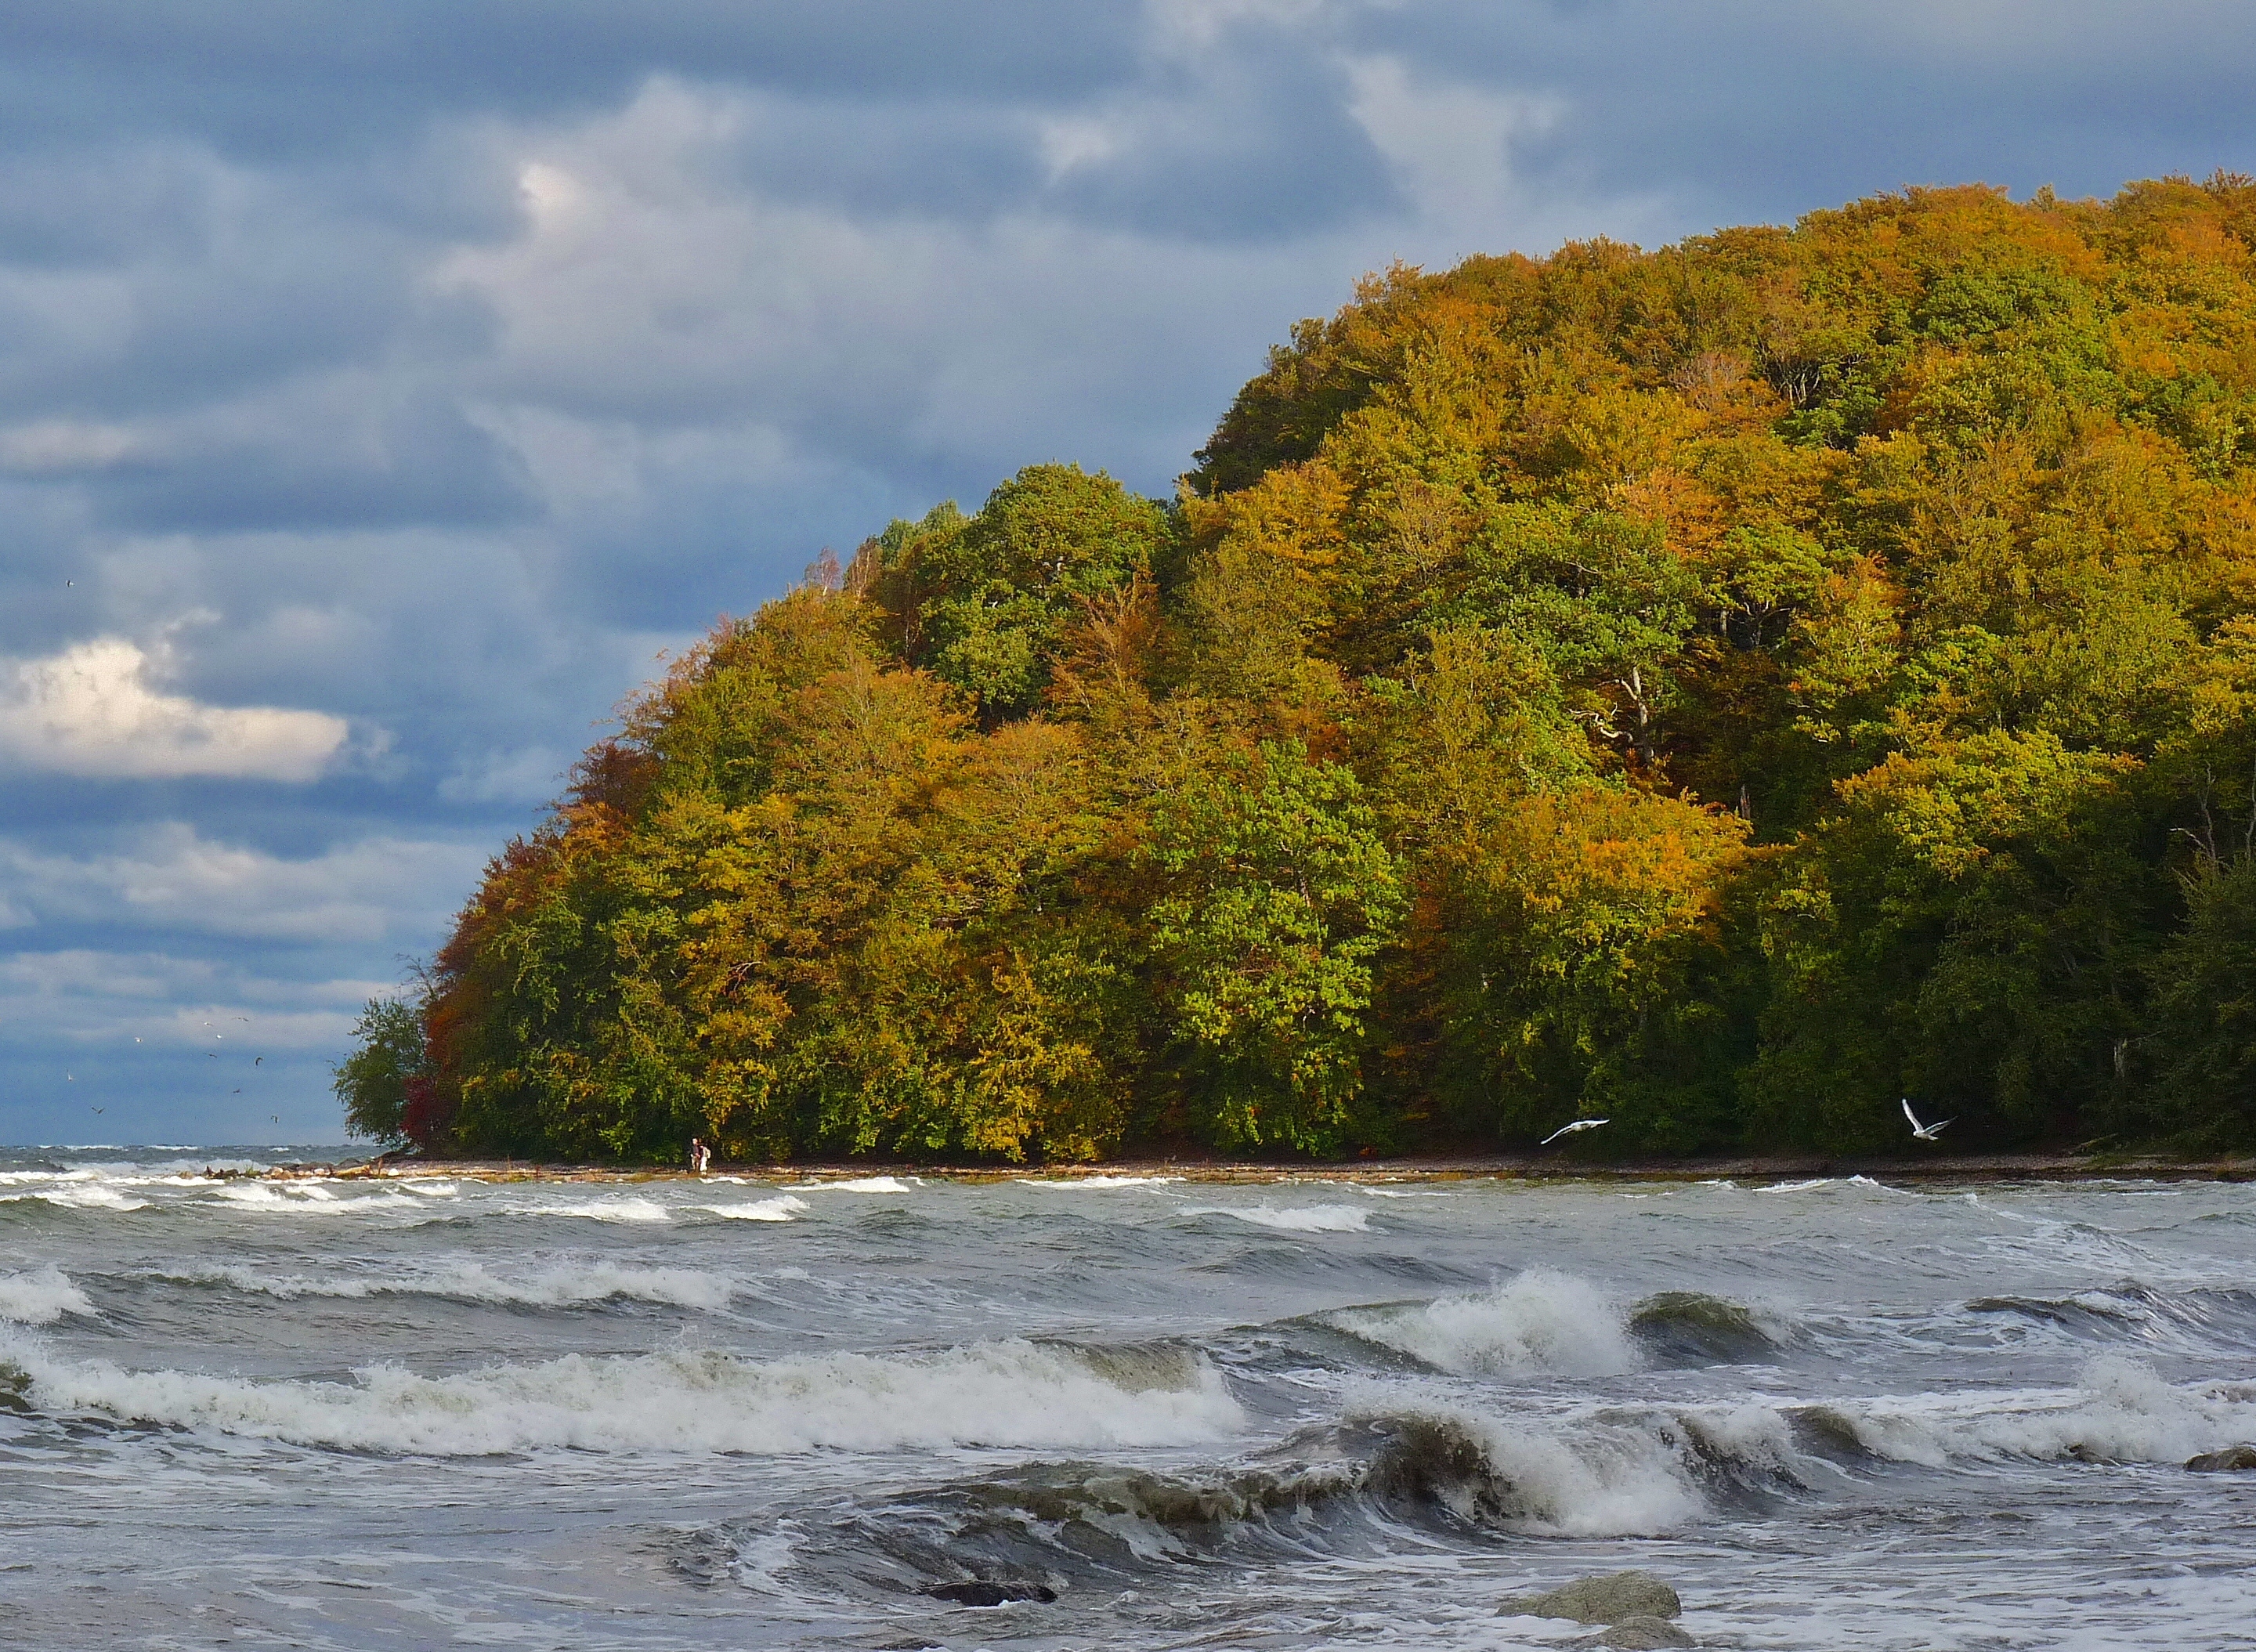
xmin=5 ymin=1151 xmax=2256 ymax=1650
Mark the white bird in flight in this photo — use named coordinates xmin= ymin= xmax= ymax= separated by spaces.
xmin=1541 ymin=1118 xmax=1610 ymax=1145
xmin=1902 ymin=1098 xmax=1954 ymax=1141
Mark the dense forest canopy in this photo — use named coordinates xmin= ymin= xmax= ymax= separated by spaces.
xmin=342 ymin=176 xmax=2256 ymax=1162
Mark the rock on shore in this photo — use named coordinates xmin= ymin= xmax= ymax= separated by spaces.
xmin=2187 ymin=1445 xmax=2256 ymax=1471
xmin=1499 ymin=1571 xmax=1682 ymax=1625
xmin=1571 ymin=1618 xmax=1695 ymax=1650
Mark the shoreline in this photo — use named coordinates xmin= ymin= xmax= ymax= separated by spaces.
xmin=292 ymin=1150 xmax=2256 ymax=1185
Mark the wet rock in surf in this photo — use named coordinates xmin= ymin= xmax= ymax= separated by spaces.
xmin=1500 ymin=1570 xmax=1681 ymax=1624
xmin=1570 ymin=1615 xmax=1696 ymax=1649
xmin=2187 ymin=1445 xmax=2256 ymax=1471
xmin=924 ymin=1580 xmax=1057 ymax=1607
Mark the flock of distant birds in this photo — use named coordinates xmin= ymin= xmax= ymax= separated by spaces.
xmin=1538 ymin=1101 xmax=1952 ymax=1148
xmin=70 ymin=1016 xmax=285 ymax=1127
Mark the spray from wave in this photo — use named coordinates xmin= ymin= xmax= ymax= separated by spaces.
xmin=1800 ymin=1354 xmax=2256 ymax=1469
xmin=1319 ymin=1271 xmax=1637 ymax=1376
xmin=0 ymin=1268 xmax=95 ymax=1324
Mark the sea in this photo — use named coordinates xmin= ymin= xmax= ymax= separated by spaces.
xmin=4 ymin=1148 xmax=2255 ymax=1650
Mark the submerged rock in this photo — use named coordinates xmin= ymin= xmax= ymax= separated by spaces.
xmin=924 ymin=1581 xmax=1057 ymax=1607
xmin=2187 ymin=1445 xmax=2256 ymax=1472
xmin=1499 ymin=1570 xmax=1682 ymax=1624
xmin=1571 ymin=1617 xmax=1697 ymax=1650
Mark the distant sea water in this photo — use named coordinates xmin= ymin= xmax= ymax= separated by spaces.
xmin=5 ymin=1148 xmax=2256 ymax=1650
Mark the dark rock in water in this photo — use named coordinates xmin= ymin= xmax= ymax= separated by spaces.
xmin=1500 ymin=1571 xmax=1682 ymax=1624
xmin=924 ymin=1581 xmax=1057 ymax=1607
xmin=1570 ymin=1615 xmax=1697 ymax=1650
xmin=2187 ymin=1445 xmax=2256 ymax=1472
xmin=873 ymin=1641 xmax=945 ymax=1650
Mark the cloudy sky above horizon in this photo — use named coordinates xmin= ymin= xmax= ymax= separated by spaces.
xmin=3 ymin=0 xmax=2251 ymax=1146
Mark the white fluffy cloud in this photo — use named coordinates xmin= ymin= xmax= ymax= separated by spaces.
xmin=0 ymin=948 xmax=381 ymax=1050
xmin=0 ymin=635 xmax=351 ymax=780
xmin=0 ymin=823 xmax=485 ymax=944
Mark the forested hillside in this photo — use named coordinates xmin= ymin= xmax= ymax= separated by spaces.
xmin=341 ymin=176 xmax=2256 ymax=1162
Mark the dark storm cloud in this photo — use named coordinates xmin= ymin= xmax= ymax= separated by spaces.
xmin=1361 ymin=2 xmax=2256 ymax=230
xmin=0 ymin=2 xmax=1151 ymax=154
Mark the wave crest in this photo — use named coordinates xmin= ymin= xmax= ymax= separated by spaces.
xmin=0 ymin=1267 xmax=95 ymax=1324
xmin=1318 ymin=1271 xmax=1638 ymax=1376
xmin=0 ymin=1332 xmax=1244 ymax=1457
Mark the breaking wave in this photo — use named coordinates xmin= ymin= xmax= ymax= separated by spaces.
xmin=2 ymin=1184 xmax=149 ymax=1212
xmin=676 ymin=1399 xmax=1813 ymax=1600
xmin=1319 ymin=1271 xmax=1636 ymax=1376
xmin=1311 ymin=1274 xmax=1787 ymax=1376
xmin=0 ymin=1268 xmax=95 ymax=1324
xmin=522 ymin=1196 xmax=674 ymax=1224
xmin=1798 ymin=1355 xmax=2256 ymax=1469
xmin=209 ymin=1184 xmax=423 ymax=1215
xmin=1190 ymin=1204 xmax=1371 ymax=1234
xmin=695 ymin=1195 xmax=808 ymax=1222
xmin=0 ymin=1332 xmax=1243 ymax=1456
xmin=146 ymin=1259 xmax=736 ymax=1311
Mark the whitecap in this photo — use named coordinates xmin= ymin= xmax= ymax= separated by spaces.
xmin=1324 ymin=1271 xmax=1638 ymax=1377
xmin=209 ymin=1184 xmax=421 ymax=1214
xmin=3 ymin=1185 xmax=149 ymax=1212
xmin=1347 ymin=1397 xmax=1795 ymax=1538
xmin=1812 ymin=1354 xmax=2256 ymax=1469
xmin=0 ymin=1333 xmax=1245 ymax=1456
xmin=1188 ymin=1203 xmax=1371 ymax=1233
xmin=694 ymin=1196 xmax=808 ymax=1223
xmin=154 ymin=1260 xmax=733 ymax=1312
xmin=525 ymin=1197 xmax=674 ymax=1224
xmin=788 ymin=1177 xmax=918 ymax=1194
xmin=0 ymin=1267 xmax=95 ymax=1324
xmin=1017 ymin=1175 xmax=1183 ymax=1188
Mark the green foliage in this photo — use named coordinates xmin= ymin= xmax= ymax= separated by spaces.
xmin=1141 ymin=742 xmax=1405 ymax=1152
xmin=383 ymin=175 xmax=2256 ymax=1162
xmin=860 ymin=464 xmax=1170 ymax=720
xmin=333 ymin=996 xmax=428 ymax=1148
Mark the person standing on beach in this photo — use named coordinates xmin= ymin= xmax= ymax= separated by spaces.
xmin=689 ymin=1137 xmax=709 ymax=1175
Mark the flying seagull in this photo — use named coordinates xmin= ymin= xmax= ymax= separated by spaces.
xmin=1902 ymin=1098 xmax=1954 ymax=1141
xmin=1541 ymin=1118 xmax=1611 ymax=1145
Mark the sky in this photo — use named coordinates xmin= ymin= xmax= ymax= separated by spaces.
xmin=2 ymin=0 xmax=2252 ymax=1146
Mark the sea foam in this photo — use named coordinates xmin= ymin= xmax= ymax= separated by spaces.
xmin=1191 ymin=1203 xmax=1372 ymax=1233
xmin=0 ymin=1267 xmax=95 ymax=1324
xmin=0 ymin=1333 xmax=1245 ymax=1457
xmin=695 ymin=1195 xmax=808 ymax=1222
xmin=154 ymin=1259 xmax=735 ymax=1311
xmin=2 ymin=1185 xmax=148 ymax=1212
xmin=1324 ymin=1271 xmax=1639 ymax=1376
xmin=1809 ymin=1354 xmax=2256 ymax=1469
